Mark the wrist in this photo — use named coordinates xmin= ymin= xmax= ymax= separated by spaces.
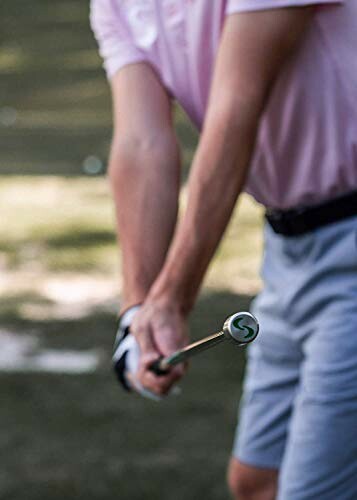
xmin=147 ymin=276 xmax=194 ymax=317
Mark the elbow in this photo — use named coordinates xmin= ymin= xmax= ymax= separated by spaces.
xmin=108 ymin=132 xmax=179 ymax=184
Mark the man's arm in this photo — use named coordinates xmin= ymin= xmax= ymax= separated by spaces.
xmin=133 ymin=7 xmax=314 ymax=394
xmin=109 ymin=63 xmax=180 ymax=311
xmin=109 ymin=63 xmax=187 ymax=394
xmin=150 ymin=7 xmax=313 ymax=310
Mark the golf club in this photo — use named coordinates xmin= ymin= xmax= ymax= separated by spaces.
xmin=150 ymin=311 xmax=259 ymax=375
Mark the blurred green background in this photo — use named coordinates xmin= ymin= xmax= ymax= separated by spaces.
xmin=0 ymin=1 xmax=263 ymax=499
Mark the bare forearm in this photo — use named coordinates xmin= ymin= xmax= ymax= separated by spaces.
xmin=109 ymin=135 xmax=181 ymax=310
xmin=147 ymin=9 xmax=312 ymax=315
xmin=149 ymin=106 xmax=260 ymax=313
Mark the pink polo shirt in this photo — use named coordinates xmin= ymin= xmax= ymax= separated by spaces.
xmin=90 ymin=0 xmax=357 ymax=210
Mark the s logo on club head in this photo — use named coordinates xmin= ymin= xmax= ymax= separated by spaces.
xmin=232 ymin=317 xmax=256 ymax=340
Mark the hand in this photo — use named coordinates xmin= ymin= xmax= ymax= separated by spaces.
xmin=130 ymin=299 xmax=189 ymax=396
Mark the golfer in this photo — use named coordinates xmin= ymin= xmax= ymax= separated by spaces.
xmin=91 ymin=1 xmax=357 ymax=498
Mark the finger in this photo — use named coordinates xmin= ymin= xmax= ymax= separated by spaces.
xmin=139 ymin=357 xmax=183 ymax=395
xmin=147 ymin=351 xmax=184 ymax=380
xmin=126 ymin=370 xmax=165 ymax=400
xmin=140 ymin=370 xmax=174 ymax=396
xmin=147 ymin=366 xmax=185 ymax=392
xmin=136 ymin=353 xmax=167 ymax=391
xmin=142 ymin=352 xmax=185 ymax=380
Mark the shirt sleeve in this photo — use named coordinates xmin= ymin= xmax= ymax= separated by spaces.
xmin=90 ymin=0 xmax=147 ymax=80
xmin=226 ymin=0 xmax=343 ymax=15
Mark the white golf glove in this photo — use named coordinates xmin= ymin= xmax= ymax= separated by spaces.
xmin=113 ymin=305 xmax=162 ymax=401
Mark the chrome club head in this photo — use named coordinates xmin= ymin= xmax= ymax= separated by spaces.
xmin=223 ymin=312 xmax=259 ymax=345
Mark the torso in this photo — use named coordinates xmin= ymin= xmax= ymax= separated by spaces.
xmin=94 ymin=0 xmax=357 ymax=209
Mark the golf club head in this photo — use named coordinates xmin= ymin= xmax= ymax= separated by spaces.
xmin=223 ymin=312 xmax=259 ymax=345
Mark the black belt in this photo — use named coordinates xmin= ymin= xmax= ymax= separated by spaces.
xmin=266 ymin=190 xmax=357 ymax=236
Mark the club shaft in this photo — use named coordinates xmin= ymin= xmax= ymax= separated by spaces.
xmin=157 ymin=330 xmax=226 ymax=371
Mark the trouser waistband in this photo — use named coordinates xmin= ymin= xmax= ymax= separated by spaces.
xmin=265 ymin=190 xmax=357 ymax=236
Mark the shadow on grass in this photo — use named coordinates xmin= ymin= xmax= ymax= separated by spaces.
xmin=44 ymin=228 xmax=116 ymax=250
xmin=0 ymin=226 xmax=116 ymax=271
xmin=0 ymin=288 xmax=254 ymax=500
xmin=0 ymin=292 xmax=55 ymax=321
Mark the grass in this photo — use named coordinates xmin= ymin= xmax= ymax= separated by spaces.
xmin=0 ymin=292 xmax=253 ymax=500
xmin=0 ymin=1 xmax=264 ymax=499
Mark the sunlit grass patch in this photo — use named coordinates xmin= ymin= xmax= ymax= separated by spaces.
xmin=44 ymin=246 xmax=116 ymax=273
xmin=0 ymin=176 xmax=262 ymax=285
xmin=0 ymin=177 xmax=113 ymax=238
xmin=205 ymin=196 xmax=264 ymax=294
xmin=0 ymin=291 xmax=53 ymax=313
xmin=0 ymin=175 xmax=262 ymax=338
xmin=0 ymin=176 xmax=263 ymax=322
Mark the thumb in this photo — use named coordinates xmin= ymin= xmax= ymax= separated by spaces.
xmin=133 ymin=323 xmax=160 ymax=365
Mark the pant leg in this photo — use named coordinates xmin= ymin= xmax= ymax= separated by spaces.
xmin=233 ymin=224 xmax=305 ymax=469
xmin=233 ymin=326 xmax=302 ymax=469
xmin=278 ymin=217 xmax=357 ymax=500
